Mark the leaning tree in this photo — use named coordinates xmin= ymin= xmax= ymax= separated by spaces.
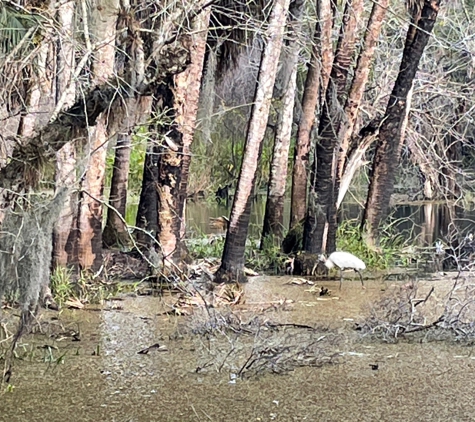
xmin=215 ymin=0 xmax=291 ymax=283
xmin=362 ymin=0 xmax=443 ymax=247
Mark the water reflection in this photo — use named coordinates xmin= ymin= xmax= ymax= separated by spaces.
xmin=184 ymin=198 xmax=475 ymax=246
xmin=125 ymin=197 xmax=475 ymax=246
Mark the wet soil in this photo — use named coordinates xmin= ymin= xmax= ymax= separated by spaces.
xmin=2 ymin=275 xmax=475 ymax=421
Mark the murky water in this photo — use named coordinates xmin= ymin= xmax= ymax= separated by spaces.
xmin=2 ymin=276 xmax=475 ymax=421
xmin=179 ymin=198 xmax=475 ymax=246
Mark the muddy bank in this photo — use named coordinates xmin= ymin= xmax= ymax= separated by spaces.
xmin=2 ymin=276 xmax=475 ymax=421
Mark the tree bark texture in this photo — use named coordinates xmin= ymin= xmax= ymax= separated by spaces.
xmin=175 ymin=9 xmax=211 ymax=239
xmin=262 ymin=0 xmax=304 ymax=245
xmin=319 ymin=0 xmax=334 ymax=96
xmin=215 ymin=0 xmax=291 ymax=283
xmin=53 ymin=0 xmax=77 ymax=267
xmin=77 ymin=121 xmax=111 ymax=269
xmin=336 ymin=0 xmax=389 ymax=184
xmin=362 ymin=1 xmax=442 ymax=244
xmin=289 ymin=0 xmax=329 ymax=228
xmin=304 ymin=0 xmax=364 ymax=254
xmin=135 ymin=81 xmax=186 ymax=266
xmin=53 ymin=142 xmax=77 ymax=266
xmin=75 ymin=0 xmax=120 ymax=270
xmin=102 ymin=133 xmax=132 ymax=248
xmin=156 ymin=82 xmax=186 ymax=264
xmin=136 ymin=138 xmax=160 ymax=245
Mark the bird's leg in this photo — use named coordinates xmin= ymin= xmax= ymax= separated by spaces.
xmin=356 ymin=270 xmax=365 ymax=289
xmin=339 ymin=269 xmax=343 ymax=290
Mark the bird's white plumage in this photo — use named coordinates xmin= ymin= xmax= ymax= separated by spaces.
xmin=325 ymin=251 xmax=366 ymax=271
xmin=318 ymin=251 xmax=366 ymax=289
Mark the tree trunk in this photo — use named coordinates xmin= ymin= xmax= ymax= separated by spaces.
xmin=215 ymin=0 xmax=291 ymax=284
xmin=102 ymin=133 xmax=132 ymax=248
xmin=336 ymin=132 xmax=376 ymax=209
xmin=53 ymin=143 xmax=77 ymax=265
xmin=77 ymin=121 xmax=110 ymax=270
xmin=135 ymin=9 xmax=210 ymax=268
xmin=289 ymin=0 xmax=332 ymax=228
xmin=261 ymin=0 xmax=304 ymax=246
xmin=175 ymin=9 xmax=211 ymax=239
xmin=135 ymin=80 xmax=186 ymax=267
xmin=336 ymin=0 xmax=389 ymax=188
xmin=319 ymin=0 xmax=334 ymax=96
xmin=136 ymin=137 xmax=160 ymax=246
xmin=155 ymin=81 xmax=186 ymax=265
xmin=304 ymin=0 xmax=364 ymax=254
xmin=75 ymin=0 xmax=120 ymax=270
xmin=53 ymin=0 xmax=77 ymax=267
xmin=362 ymin=1 xmax=442 ymax=245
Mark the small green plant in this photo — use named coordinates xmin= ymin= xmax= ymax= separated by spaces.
xmin=246 ymin=236 xmax=287 ymax=274
xmin=4 ymin=384 xmax=15 ymax=393
xmin=337 ymin=219 xmax=408 ymax=270
xmin=187 ymin=234 xmax=225 ymax=260
xmin=50 ymin=266 xmax=74 ymax=306
xmin=51 ymin=267 xmax=124 ymax=307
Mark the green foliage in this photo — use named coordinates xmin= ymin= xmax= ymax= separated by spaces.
xmin=0 ymin=5 xmax=43 ymax=55
xmin=4 ymin=384 xmax=15 ymax=393
xmin=50 ymin=266 xmax=74 ymax=306
xmin=187 ymin=235 xmax=225 ymax=260
xmin=50 ymin=267 xmax=123 ymax=306
xmin=246 ymin=236 xmax=287 ymax=274
xmin=337 ymin=220 xmax=407 ymax=270
xmin=189 ymin=108 xmax=275 ymax=197
xmin=104 ymin=131 xmax=147 ymax=198
xmin=186 ymin=232 xmax=286 ymax=274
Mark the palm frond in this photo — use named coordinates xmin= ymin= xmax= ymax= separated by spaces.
xmin=0 ymin=4 xmax=43 ymax=57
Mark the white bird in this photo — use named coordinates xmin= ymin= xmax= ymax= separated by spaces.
xmin=319 ymin=251 xmax=366 ymax=290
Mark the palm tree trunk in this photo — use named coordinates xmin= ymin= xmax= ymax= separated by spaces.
xmin=53 ymin=0 xmax=77 ymax=267
xmin=102 ymin=133 xmax=132 ymax=248
xmin=215 ymin=0 xmax=291 ymax=283
xmin=304 ymin=0 xmax=364 ymax=254
xmin=136 ymin=23 xmax=210 ymax=267
xmin=176 ymin=9 xmax=211 ymax=239
xmin=262 ymin=65 xmax=298 ymax=246
xmin=289 ymin=0 xmax=332 ymax=228
xmin=261 ymin=0 xmax=304 ymax=246
xmin=136 ymin=137 xmax=160 ymax=246
xmin=76 ymin=0 xmax=119 ymax=270
xmin=362 ymin=1 xmax=442 ymax=245
xmin=336 ymin=0 xmax=389 ymax=194
xmin=319 ymin=0 xmax=334 ymax=95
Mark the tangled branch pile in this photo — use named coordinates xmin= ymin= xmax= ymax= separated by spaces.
xmin=359 ymin=274 xmax=475 ymax=342
xmin=180 ymin=308 xmax=342 ymax=379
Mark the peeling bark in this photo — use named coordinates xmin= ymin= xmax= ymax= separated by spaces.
xmin=289 ymin=0 xmax=332 ymax=228
xmin=175 ymin=9 xmax=211 ymax=239
xmin=304 ymin=0 xmax=364 ymax=254
xmin=262 ymin=0 xmax=304 ymax=246
xmin=363 ymin=1 xmax=442 ymax=245
xmin=215 ymin=0 xmax=291 ymax=284
xmin=155 ymin=80 xmax=186 ymax=264
xmin=53 ymin=0 xmax=77 ymax=267
xmin=336 ymin=0 xmax=389 ymax=187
